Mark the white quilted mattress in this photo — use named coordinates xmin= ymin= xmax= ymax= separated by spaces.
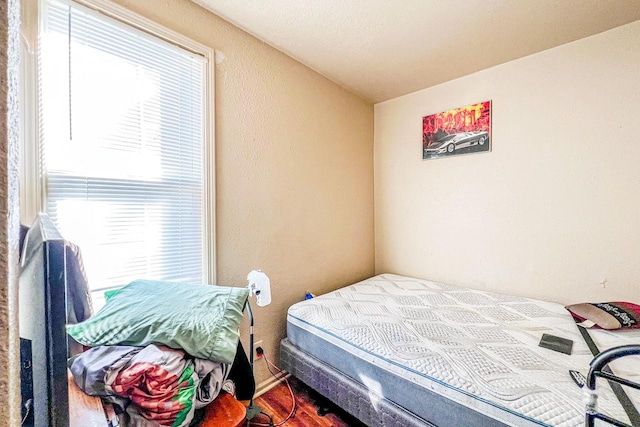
xmin=287 ymin=274 xmax=640 ymax=427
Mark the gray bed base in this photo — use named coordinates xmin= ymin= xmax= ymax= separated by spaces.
xmin=280 ymin=338 xmax=434 ymax=427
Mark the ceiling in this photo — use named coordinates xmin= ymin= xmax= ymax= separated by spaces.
xmin=192 ymin=0 xmax=640 ymax=103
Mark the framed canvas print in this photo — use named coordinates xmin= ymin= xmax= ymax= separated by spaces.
xmin=423 ymin=100 xmax=491 ymax=160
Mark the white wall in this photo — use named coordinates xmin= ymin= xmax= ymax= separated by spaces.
xmin=374 ymin=21 xmax=640 ymax=304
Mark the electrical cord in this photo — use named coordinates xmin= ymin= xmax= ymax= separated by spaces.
xmin=250 ymin=353 xmax=297 ymax=427
xmin=21 ymin=399 xmax=33 ymax=426
xmin=257 ymin=410 xmax=274 ymax=427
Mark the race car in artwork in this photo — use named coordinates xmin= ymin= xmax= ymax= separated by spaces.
xmin=425 ymin=131 xmax=489 ymax=155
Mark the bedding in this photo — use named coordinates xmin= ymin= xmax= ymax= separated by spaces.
xmin=286 ymin=274 xmax=640 ymax=427
xmin=69 ymin=344 xmax=229 ymax=427
xmin=67 ymin=280 xmax=249 ymax=364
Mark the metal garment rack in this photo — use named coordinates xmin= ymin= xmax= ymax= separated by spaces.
xmin=585 ymin=345 xmax=640 ymax=427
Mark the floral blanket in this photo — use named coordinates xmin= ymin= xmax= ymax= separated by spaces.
xmin=69 ymin=344 xmax=229 ymax=426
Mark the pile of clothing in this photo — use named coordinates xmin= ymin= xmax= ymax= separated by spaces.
xmin=69 ymin=344 xmax=230 ymax=427
xmin=65 ymin=278 xmax=253 ymax=427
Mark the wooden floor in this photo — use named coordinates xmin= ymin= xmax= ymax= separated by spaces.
xmin=68 ymin=370 xmax=109 ymax=427
xmin=251 ymin=377 xmax=366 ymax=427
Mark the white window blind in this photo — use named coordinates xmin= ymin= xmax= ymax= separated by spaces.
xmin=39 ymin=0 xmax=208 ymax=298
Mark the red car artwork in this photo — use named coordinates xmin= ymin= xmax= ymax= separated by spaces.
xmin=423 ymin=101 xmax=491 ymax=160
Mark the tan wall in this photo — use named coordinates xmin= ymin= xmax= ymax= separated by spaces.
xmin=108 ymin=0 xmax=374 ymax=384
xmin=375 ymin=21 xmax=640 ymax=305
xmin=1 ymin=0 xmax=22 ymax=424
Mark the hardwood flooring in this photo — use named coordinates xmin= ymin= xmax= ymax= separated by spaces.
xmin=251 ymin=377 xmax=366 ymax=427
xmin=68 ymin=370 xmax=109 ymax=427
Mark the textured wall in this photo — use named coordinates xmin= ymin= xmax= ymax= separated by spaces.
xmin=0 ymin=0 xmax=22 ymax=424
xmin=375 ymin=21 xmax=640 ymax=305
xmin=107 ymin=0 xmax=374 ymax=385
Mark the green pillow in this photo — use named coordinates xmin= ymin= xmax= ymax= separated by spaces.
xmin=103 ymin=289 xmax=121 ymax=302
xmin=67 ymin=280 xmax=249 ymax=364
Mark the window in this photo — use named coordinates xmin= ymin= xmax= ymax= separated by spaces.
xmin=26 ymin=0 xmax=215 ymax=306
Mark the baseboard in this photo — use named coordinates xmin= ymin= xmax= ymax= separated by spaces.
xmin=254 ymin=370 xmax=290 ymax=398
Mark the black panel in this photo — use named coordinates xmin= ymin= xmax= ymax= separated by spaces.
xmin=20 ymin=338 xmax=34 ymax=427
xmin=19 ymin=214 xmax=70 ymax=427
xmin=45 ymin=239 xmax=69 ymax=427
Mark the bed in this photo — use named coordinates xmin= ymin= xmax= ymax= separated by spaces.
xmin=280 ymin=274 xmax=640 ymax=427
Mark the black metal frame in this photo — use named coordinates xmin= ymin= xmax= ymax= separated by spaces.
xmin=586 ymin=345 xmax=640 ymax=427
xmin=245 ymin=300 xmax=264 ymax=421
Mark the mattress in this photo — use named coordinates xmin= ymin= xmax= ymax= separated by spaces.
xmin=286 ymin=274 xmax=640 ymax=427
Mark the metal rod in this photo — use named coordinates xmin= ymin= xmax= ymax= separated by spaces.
xmin=585 ymin=344 xmax=640 ymax=427
xmin=596 ymin=372 xmax=640 ymax=392
xmin=247 ymin=300 xmax=254 ymax=370
xmin=587 ymin=345 xmax=640 ymax=389
xmin=587 ymin=412 xmax=633 ymax=427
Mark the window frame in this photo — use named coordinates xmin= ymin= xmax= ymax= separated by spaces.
xmin=20 ymin=0 xmax=217 ymax=285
